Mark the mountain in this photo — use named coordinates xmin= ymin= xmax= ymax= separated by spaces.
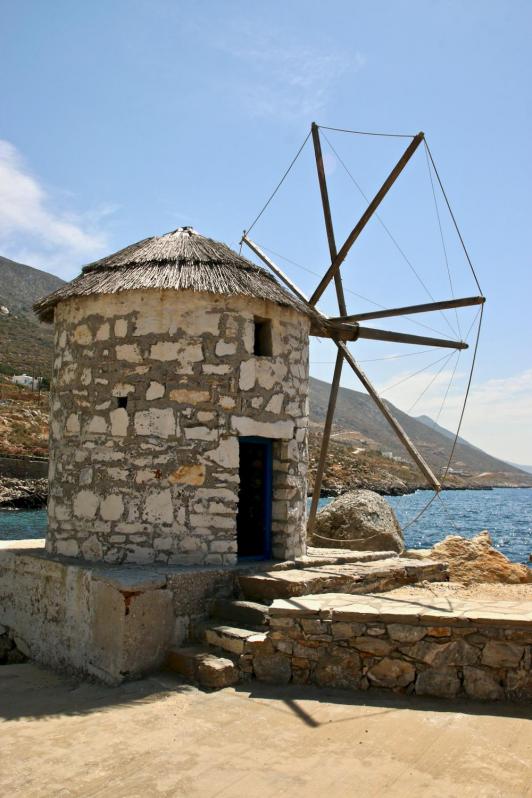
xmin=0 ymin=256 xmax=64 ymax=318
xmin=309 ymin=376 xmax=531 ymax=483
xmin=0 ymin=256 xmax=64 ymax=378
xmin=506 ymin=462 xmax=532 ymax=475
xmin=416 ymin=414 xmax=458 ymax=442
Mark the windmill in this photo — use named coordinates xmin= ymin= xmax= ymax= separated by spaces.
xmin=241 ymin=123 xmax=485 ymax=534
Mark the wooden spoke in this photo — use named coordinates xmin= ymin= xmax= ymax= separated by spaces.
xmin=307 ymin=350 xmax=344 ymax=535
xmin=311 ymin=122 xmax=347 ymax=316
xmin=241 ymin=236 xmax=312 ymax=306
xmin=242 ymin=236 xmax=332 ymax=340
xmin=330 ymin=295 xmax=485 ymax=324
xmin=336 ymin=341 xmax=441 ymax=491
xmin=355 ymin=326 xmax=468 ymax=350
xmin=241 ymin=239 xmax=442 ymax=492
xmin=306 ymin=123 xmax=349 ymax=533
xmin=309 ymin=132 xmax=425 ymax=307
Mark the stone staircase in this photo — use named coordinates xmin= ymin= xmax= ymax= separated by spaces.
xmin=237 ymin=556 xmax=446 ymax=600
xmin=166 ymin=597 xmax=271 ymax=688
xmin=166 ymin=552 xmax=448 ymax=689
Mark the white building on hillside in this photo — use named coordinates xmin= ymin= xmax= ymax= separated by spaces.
xmin=12 ymin=374 xmax=40 ymax=389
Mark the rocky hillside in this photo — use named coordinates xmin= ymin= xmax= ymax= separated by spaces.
xmin=306 ymin=432 xmax=529 ymax=496
xmin=0 ymin=256 xmax=64 ymax=318
xmin=309 ymin=377 xmax=532 ymax=488
xmin=0 ymin=256 xmax=64 ymax=378
xmin=0 ymin=381 xmax=49 ymax=458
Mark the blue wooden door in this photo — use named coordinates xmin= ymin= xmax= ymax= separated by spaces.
xmin=237 ymin=437 xmax=273 ymax=559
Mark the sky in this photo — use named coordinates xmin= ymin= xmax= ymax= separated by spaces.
xmin=1 ymin=0 xmax=531 ymax=464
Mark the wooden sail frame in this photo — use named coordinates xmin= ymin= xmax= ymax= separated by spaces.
xmin=241 ymin=122 xmax=485 ymax=532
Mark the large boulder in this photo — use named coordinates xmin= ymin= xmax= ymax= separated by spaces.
xmin=418 ymin=532 xmax=532 ymax=585
xmin=310 ymin=489 xmax=404 ymax=553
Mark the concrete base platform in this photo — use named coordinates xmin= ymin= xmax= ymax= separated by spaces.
xmin=0 ymin=540 xmax=176 ymax=684
xmin=0 ymin=539 xmax=246 ymax=683
xmin=1 ymin=663 xmax=531 ymax=797
xmin=0 ymin=539 xmax=447 ymax=685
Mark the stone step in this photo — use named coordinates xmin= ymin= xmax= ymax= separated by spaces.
xmin=238 ymin=558 xmax=448 ymax=601
xmin=166 ymin=645 xmax=240 ymax=689
xmin=236 ymin=549 xmax=400 ymax=574
xmin=292 ymin=549 xmax=400 ymax=569
xmin=200 ymin=623 xmax=264 ymax=656
xmin=212 ymin=598 xmax=269 ymax=628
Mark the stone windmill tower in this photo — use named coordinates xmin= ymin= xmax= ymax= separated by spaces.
xmin=34 ymin=129 xmax=484 ymax=573
xmin=34 ymin=228 xmax=312 ymax=566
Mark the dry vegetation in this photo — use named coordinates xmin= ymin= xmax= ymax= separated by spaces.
xmin=307 ymin=430 xmax=500 ymax=496
xmin=0 ymin=380 xmax=49 ymax=458
xmin=0 ymin=314 xmax=54 ymax=379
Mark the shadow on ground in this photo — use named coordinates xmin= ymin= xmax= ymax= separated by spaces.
xmin=1 ymin=662 xmax=531 ymax=724
xmin=237 ymin=681 xmax=532 ymax=727
xmin=0 ymin=663 xmax=192 ymax=722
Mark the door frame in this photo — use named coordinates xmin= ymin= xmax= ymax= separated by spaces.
xmin=237 ymin=436 xmax=273 ymax=560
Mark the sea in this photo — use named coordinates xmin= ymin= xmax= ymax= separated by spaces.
xmin=317 ymin=488 xmax=532 ymax=565
xmin=0 ymin=488 xmax=531 ymax=565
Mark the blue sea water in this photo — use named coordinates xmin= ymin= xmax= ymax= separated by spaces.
xmin=316 ymin=488 xmax=532 ymax=565
xmin=0 ymin=508 xmax=48 ymax=540
xmin=1 ymin=488 xmax=531 ymax=564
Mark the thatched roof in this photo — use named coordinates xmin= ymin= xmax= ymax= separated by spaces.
xmin=33 ymin=227 xmax=309 ymax=323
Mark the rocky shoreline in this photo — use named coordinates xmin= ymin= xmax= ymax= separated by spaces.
xmin=317 ymin=483 xmax=496 ymax=498
xmin=0 ymin=475 xmax=526 ymax=513
xmin=308 ymin=431 xmax=532 ymax=497
xmin=0 ymin=477 xmax=48 ymax=510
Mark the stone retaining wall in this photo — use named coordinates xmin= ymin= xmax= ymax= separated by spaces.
xmin=263 ymin=595 xmax=532 ymax=701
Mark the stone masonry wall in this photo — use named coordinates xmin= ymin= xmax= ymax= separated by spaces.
xmin=46 ymin=289 xmax=310 ymax=565
xmin=261 ymin=598 xmax=532 ymax=701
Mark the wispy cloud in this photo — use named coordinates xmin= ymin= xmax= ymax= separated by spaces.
xmin=381 ymin=366 xmax=532 ymax=464
xmin=380 ymin=364 xmax=463 ymax=417
xmin=215 ymin=28 xmax=365 ymax=119
xmin=0 ymin=140 xmax=113 ymax=277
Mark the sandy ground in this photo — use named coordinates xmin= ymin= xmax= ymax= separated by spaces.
xmin=1 ymin=664 xmax=531 ymax=798
xmin=385 ymin=581 xmax=532 ymax=601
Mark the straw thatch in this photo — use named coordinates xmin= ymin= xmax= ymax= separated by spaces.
xmin=33 ymin=227 xmax=309 ymax=323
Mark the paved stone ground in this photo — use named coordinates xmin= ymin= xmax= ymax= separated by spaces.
xmin=382 ymin=582 xmax=532 ymax=602
xmin=1 ymin=663 xmax=531 ymax=797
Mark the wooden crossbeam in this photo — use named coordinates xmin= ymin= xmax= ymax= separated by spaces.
xmin=336 ymin=341 xmax=441 ymax=490
xmin=330 ymin=295 xmax=485 ymax=324
xmin=355 ymin=325 xmax=468 ymax=350
xmin=309 ymin=132 xmax=425 ymax=307
xmin=309 ymin=321 xmax=358 ymax=340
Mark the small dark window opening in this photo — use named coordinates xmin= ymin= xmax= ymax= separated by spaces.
xmin=253 ymin=317 xmax=273 ymax=357
xmin=117 ymin=396 xmax=128 ymax=409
